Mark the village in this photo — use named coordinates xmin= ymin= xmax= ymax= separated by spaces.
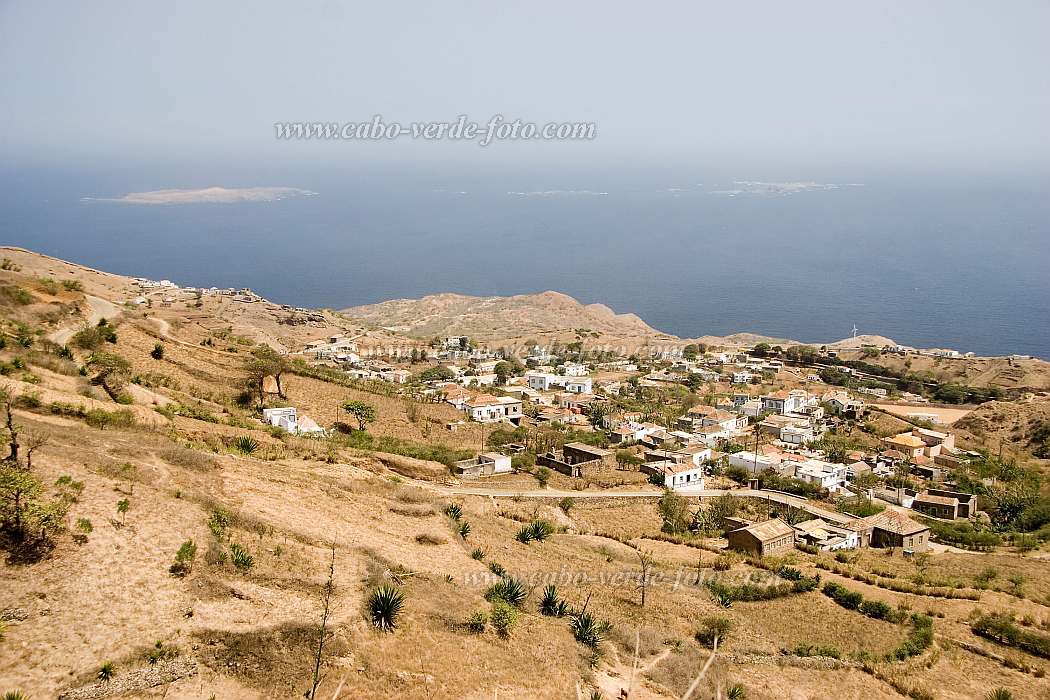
xmin=269 ymin=328 xmax=1003 ymax=561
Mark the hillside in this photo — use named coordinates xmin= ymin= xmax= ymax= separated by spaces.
xmin=838 ymin=349 xmax=1050 ymax=393
xmin=1 ymin=248 xmax=1048 ymax=699
xmin=343 ymin=291 xmax=673 ymax=346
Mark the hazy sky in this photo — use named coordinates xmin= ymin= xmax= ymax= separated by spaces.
xmin=1 ymin=1 xmax=1048 ymax=170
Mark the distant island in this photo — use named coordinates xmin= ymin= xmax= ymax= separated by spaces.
xmin=83 ymin=186 xmax=317 ymax=205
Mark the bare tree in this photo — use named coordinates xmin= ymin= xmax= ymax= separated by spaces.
xmin=636 ymin=549 xmax=654 ymax=607
xmin=309 ymin=543 xmax=337 ymax=700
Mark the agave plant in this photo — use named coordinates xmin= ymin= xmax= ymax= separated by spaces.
xmin=470 ymin=546 xmax=485 ymax=561
xmin=444 ymin=503 xmax=463 ymax=520
xmin=97 ymin=661 xmax=115 ymax=681
xmin=488 ymin=561 xmax=506 ymax=577
xmin=229 ymin=543 xmax=254 ymax=572
xmin=368 ymin=584 xmax=406 ymax=632
xmin=711 ymin=589 xmax=734 ymax=609
xmin=4 ymin=691 xmax=29 ymax=700
xmin=485 ymin=577 xmax=528 ymax=608
xmin=515 ymin=526 xmax=534 ymax=544
xmin=458 ymin=521 xmax=471 ymax=539
xmin=726 ymin=684 xmax=747 ymax=700
xmin=570 ymin=611 xmax=610 ymax=649
xmin=233 ymin=435 xmax=260 ymax=455
xmin=539 ymin=585 xmax=569 ymax=617
xmin=986 ymin=690 xmax=1014 ymax=700
xmin=528 ymin=519 xmax=555 ymax=542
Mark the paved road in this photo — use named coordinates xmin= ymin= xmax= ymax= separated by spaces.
xmin=50 ymin=295 xmax=120 ymax=345
xmin=435 ymin=484 xmax=852 ymax=525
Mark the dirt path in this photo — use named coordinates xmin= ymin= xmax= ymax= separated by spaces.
xmin=49 ymin=294 xmax=120 ymax=345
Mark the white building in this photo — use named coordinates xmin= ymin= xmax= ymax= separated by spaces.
xmin=465 ymin=395 xmax=523 ymax=424
xmin=262 ymin=407 xmax=326 ymax=436
xmin=560 ymin=362 xmax=589 ymax=377
xmin=793 ymin=459 xmax=848 ymax=492
xmin=646 ymin=461 xmax=706 ymax=491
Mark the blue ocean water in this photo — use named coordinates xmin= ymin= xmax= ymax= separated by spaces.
xmin=1 ymin=164 xmax=1047 ymax=358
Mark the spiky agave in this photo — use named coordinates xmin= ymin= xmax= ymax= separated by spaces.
xmin=368 ymin=584 xmax=406 ymax=632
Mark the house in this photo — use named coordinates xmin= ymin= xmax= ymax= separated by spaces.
xmin=559 ymin=362 xmax=589 ymax=377
xmin=537 ymin=443 xmax=610 ymax=478
xmin=780 ymin=424 xmax=817 ymax=445
xmin=566 ymin=377 xmax=593 ymax=394
xmin=563 ymin=442 xmax=614 ymax=469
xmin=793 ymin=518 xmax=859 ymax=551
xmin=911 ymin=492 xmax=962 ymax=520
xmin=793 ymin=459 xmax=848 ymax=492
xmin=728 ymin=451 xmax=781 ymax=474
xmin=465 ymin=395 xmax=522 ymax=424
xmin=643 ymin=461 xmax=705 ymax=491
xmin=441 ymin=384 xmax=473 ymax=410
xmin=469 ymin=358 xmax=501 ymax=374
xmin=526 ymin=372 xmax=593 ymax=394
xmin=730 ymin=370 xmax=754 ymax=384
xmin=846 ymin=510 xmax=929 ymax=552
xmin=881 ymin=432 xmax=926 ymax=459
xmin=701 ymin=410 xmax=749 ymax=433
xmin=925 ymin=488 xmax=975 ymax=518
xmin=454 ymin=452 xmax=513 ymax=479
xmin=725 ymin=518 xmax=796 ymax=557
xmin=823 ymin=391 xmax=865 ymax=418
xmin=261 ymin=407 xmax=325 ymax=436
xmin=760 ymin=389 xmax=811 ymax=416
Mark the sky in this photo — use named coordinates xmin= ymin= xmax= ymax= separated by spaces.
xmin=1 ymin=0 xmax=1048 ymax=172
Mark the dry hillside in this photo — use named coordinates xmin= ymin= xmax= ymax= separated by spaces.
xmin=1 ymin=248 xmax=1049 ymax=699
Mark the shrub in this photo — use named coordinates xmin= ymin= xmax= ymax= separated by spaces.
xmin=169 ymin=540 xmax=197 ymax=576
xmin=490 ymin=600 xmax=518 ymax=638
xmin=458 ymin=521 xmax=471 ymax=539
xmin=229 ymin=543 xmax=254 ymax=572
xmin=488 ymin=561 xmax=506 ymax=577
xmin=696 ymin=616 xmax=732 ymax=648
xmin=444 ymin=503 xmax=463 ymax=520
xmin=986 ymin=689 xmax=1014 ymax=700
xmin=559 ymin=497 xmax=575 ymax=513
xmin=485 ymin=577 xmax=528 ymax=607
xmin=972 ymin=613 xmax=1050 ymax=659
xmin=859 ymin=599 xmax=905 ymax=623
xmin=466 ymin=610 xmax=487 ymax=633
xmin=145 ymin=640 xmax=177 ymax=665
xmin=889 ymin=614 xmax=934 ymax=661
xmin=368 ymin=585 xmax=406 ymax=632
xmin=208 ymin=508 xmax=231 ymax=539
xmin=97 ymin=661 xmax=115 ymax=680
xmin=150 ymin=343 xmax=165 ymax=360
xmin=822 ymin=581 xmax=863 ymax=610
xmin=471 ymin=546 xmax=485 ymax=561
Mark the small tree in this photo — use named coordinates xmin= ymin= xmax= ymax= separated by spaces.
xmin=86 ymin=352 xmax=132 ymax=401
xmin=341 ymin=400 xmax=377 ymax=431
xmin=658 ymin=489 xmax=690 ymax=534
xmin=535 ymin=467 xmax=551 ymax=488
xmin=116 ymin=498 xmax=130 ymax=525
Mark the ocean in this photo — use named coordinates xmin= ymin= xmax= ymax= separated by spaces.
xmin=2 ymin=163 xmax=1048 ymax=358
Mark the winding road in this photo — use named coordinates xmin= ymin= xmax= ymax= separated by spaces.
xmin=49 ymin=295 xmax=120 ymax=345
xmin=432 ymin=483 xmax=853 ymax=525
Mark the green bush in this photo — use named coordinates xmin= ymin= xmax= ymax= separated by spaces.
xmin=466 ymin=610 xmax=487 ymax=633
xmin=169 ymin=540 xmax=197 ymax=576
xmin=696 ymin=616 xmax=732 ymax=648
xmin=490 ymin=600 xmax=518 ymax=638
